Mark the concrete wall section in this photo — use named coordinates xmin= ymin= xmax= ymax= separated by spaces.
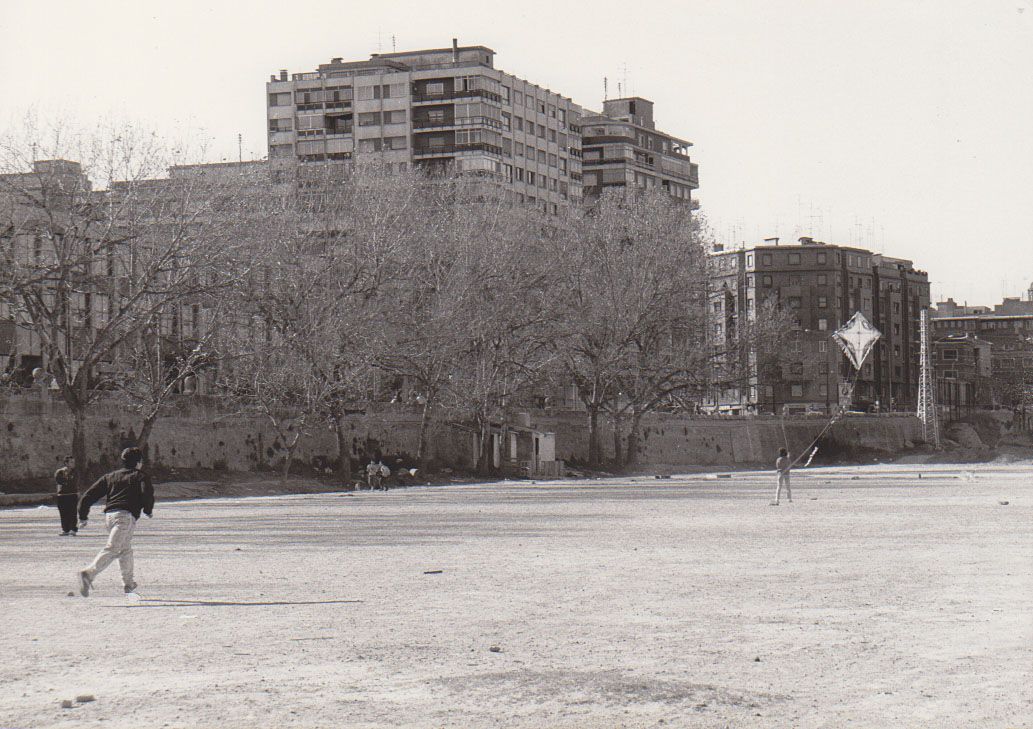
xmin=533 ymin=412 xmax=923 ymax=467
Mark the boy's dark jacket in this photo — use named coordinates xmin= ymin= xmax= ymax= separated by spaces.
xmin=78 ymin=468 xmax=155 ymax=520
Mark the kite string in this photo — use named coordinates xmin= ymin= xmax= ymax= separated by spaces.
xmin=788 ymin=363 xmax=865 ymax=469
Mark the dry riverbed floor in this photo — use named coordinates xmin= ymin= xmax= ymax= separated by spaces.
xmin=1 ymin=464 xmax=1031 ymax=728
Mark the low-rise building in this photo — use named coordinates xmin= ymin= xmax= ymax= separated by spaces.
xmin=932 ymin=334 xmax=993 ymax=416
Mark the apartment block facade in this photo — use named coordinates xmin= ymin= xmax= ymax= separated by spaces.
xmin=580 ymin=97 xmax=699 ymax=203
xmin=931 ymin=288 xmax=1033 ymax=408
xmin=266 ymin=42 xmax=585 ymax=213
xmin=266 ymin=43 xmax=702 ymax=210
xmin=708 ymin=237 xmax=930 ymax=414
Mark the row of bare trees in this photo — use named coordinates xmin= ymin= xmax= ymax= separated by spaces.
xmin=1 ymin=126 xmax=786 ymax=484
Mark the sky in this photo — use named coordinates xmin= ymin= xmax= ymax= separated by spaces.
xmin=1 ymin=0 xmax=1031 ymax=306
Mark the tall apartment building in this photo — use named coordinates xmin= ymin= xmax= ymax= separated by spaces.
xmin=580 ymin=97 xmax=699 ymax=203
xmin=708 ymin=237 xmax=929 ymax=414
xmin=266 ymin=41 xmax=584 ymax=212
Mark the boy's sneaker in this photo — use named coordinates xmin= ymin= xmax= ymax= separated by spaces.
xmin=60 ymin=531 xmax=70 ymax=536
xmin=124 ymin=584 xmax=141 ymax=600
xmin=769 ymin=501 xmax=780 ymax=506
xmin=77 ymin=571 xmax=92 ymax=597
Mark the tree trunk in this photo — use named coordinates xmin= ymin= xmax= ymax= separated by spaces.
xmin=137 ymin=411 xmax=158 ymax=455
xmin=611 ymin=413 xmax=624 ymax=469
xmin=333 ymin=414 xmax=351 ymax=482
xmin=625 ymin=411 xmax=645 ymax=466
xmin=587 ymin=405 xmax=601 ymax=467
xmin=476 ymin=416 xmax=493 ymax=476
xmin=71 ymin=406 xmax=88 ymax=490
xmin=416 ymin=398 xmax=432 ymax=468
xmin=282 ymin=432 xmax=300 ymax=483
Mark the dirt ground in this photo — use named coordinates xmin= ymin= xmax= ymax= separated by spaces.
xmin=1 ymin=464 xmax=1031 ymax=728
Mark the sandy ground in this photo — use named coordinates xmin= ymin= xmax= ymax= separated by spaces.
xmin=1 ymin=464 xmax=1031 ymax=728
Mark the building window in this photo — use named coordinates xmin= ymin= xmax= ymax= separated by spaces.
xmin=537 ymin=124 xmax=546 ymax=138
xmin=790 ymin=362 xmax=803 ymax=374
xmin=357 ymin=112 xmax=382 ymax=126
xmin=817 ymin=274 xmax=828 ymax=285
xmin=818 ymin=340 xmax=828 ymax=353
xmin=788 ymin=252 xmax=801 ymax=265
xmin=788 ymin=297 xmax=802 ymax=309
xmin=791 ymin=383 xmax=804 ymax=397
xmin=746 ymin=254 xmax=754 ymax=267
xmin=818 ymin=318 xmax=828 ymax=331
xmin=762 ymin=275 xmax=773 ymax=287
xmin=384 ymin=110 xmax=406 ymax=124
xmin=817 ymin=252 xmax=827 ymax=264
xmin=357 ymin=138 xmax=382 ymax=152
xmin=383 ymin=136 xmax=407 ymax=150
xmin=818 ymin=296 xmax=828 ymax=308
xmin=762 ymin=253 xmax=773 ymax=266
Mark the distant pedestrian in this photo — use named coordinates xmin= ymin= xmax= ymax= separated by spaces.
xmin=366 ymin=458 xmax=391 ymax=491
xmin=76 ymin=447 xmax=154 ymax=598
xmin=54 ymin=462 xmax=78 ymax=536
xmin=772 ymin=448 xmax=792 ymax=506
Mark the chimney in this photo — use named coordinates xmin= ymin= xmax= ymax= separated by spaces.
xmin=765 ymin=237 xmax=781 ymax=246
xmin=279 ymin=69 xmax=288 ymax=81
xmin=452 ymin=38 xmax=458 ymax=63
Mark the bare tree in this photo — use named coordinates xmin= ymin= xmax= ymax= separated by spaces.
xmin=236 ymin=163 xmax=425 ymax=479
xmin=431 ymin=182 xmax=559 ymax=475
xmin=551 ymin=190 xmax=789 ymax=468
xmin=0 ymin=121 xmax=251 ymax=485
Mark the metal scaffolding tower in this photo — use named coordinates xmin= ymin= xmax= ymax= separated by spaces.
xmin=917 ymin=308 xmax=940 ymax=447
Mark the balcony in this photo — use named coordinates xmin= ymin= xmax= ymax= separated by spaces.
xmin=412 ymin=116 xmax=503 ymax=131
xmin=412 ymin=142 xmax=503 ymax=158
xmin=411 ymin=88 xmax=502 ymax=104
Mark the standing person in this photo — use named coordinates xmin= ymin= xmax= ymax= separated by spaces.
xmin=366 ymin=457 xmax=389 ymax=491
xmin=772 ymin=448 xmax=792 ymax=506
xmin=54 ymin=461 xmax=78 ymax=536
xmin=76 ymin=447 xmax=154 ymax=597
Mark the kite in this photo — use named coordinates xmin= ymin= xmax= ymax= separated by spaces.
xmin=831 ymin=311 xmax=882 ymax=371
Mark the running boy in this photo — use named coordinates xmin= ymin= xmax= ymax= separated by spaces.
xmin=772 ymin=447 xmax=792 ymax=505
xmin=76 ymin=447 xmax=154 ymax=597
xmin=54 ymin=461 xmax=78 ymax=536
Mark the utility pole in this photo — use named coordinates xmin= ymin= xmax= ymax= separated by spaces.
xmin=917 ymin=308 xmax=940 ymax=447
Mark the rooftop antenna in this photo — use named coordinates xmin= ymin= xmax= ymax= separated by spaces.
xmin=392 ymin=34 xmax=396 ymax=52
xmin=617 ymin=81 xmax=622 ymax=98
xmin=378 ymin=29 xmax=382 ymax=53
xmin=623 ymin=62 xmax=628 ymax=98
xmin=237 ymin=133 xmax=242 ymax=164
xmin=604 ymin=77 xmax=608 ymax=101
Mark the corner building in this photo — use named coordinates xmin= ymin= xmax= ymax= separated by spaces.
xmin=580 ymin=97 xmax=698 ymax=203
xmin=266 ymin=42 xmax=584 ymax=212
xmin=708 ymin=237 xmax=929 ymax=414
